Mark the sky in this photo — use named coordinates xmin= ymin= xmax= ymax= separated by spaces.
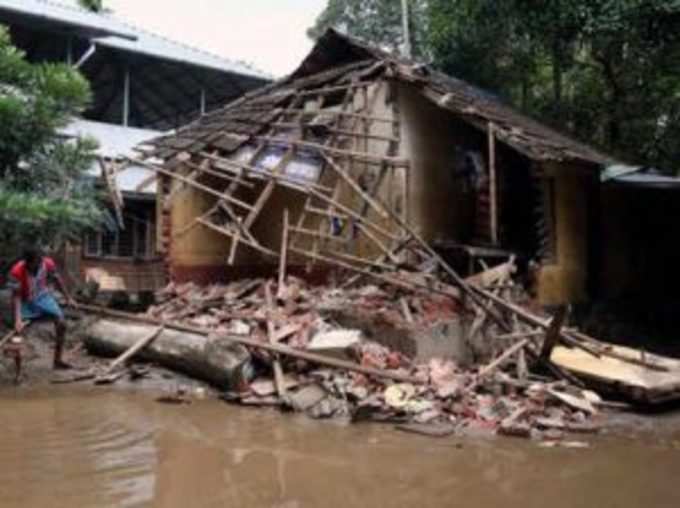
xmin=103 ymin=0 xmax=328 ymax=77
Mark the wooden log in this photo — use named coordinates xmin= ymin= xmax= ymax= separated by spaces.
xmin=85 ymin=319 xmax=251 ymax=389
xmin=76 ymin=304 xmax=424 ymax=384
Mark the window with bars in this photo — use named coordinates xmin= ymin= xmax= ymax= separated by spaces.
xmin=85 ymin=201 xmax=157 ymax=259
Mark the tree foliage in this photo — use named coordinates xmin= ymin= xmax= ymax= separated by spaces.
xmin=77 ymin=0 xmax=104 ymax=12
xmin=0 ymin=26 xmax=103 ymax=257
xmin=310 ymin=0 xmax=680 ymax=170
xmin=307 ymin=0 xmax=429 ymax=59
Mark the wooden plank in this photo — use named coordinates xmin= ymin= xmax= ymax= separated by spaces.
xmin=101 ymin=325 xmax=165 ymax=375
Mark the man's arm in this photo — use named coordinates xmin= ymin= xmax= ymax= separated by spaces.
xmin=45 ymin=258 xmax=76 ymax=307
xmin=53 ymin=271 xmax=76 ymax=307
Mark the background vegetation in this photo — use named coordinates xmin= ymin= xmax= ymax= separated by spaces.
xmin=0 ymin=26 xmax=103 ymax=258
xmin=310 ymin=0 xmax=680 ymax=170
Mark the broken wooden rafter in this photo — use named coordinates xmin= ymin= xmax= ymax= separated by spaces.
xmin=183 ymin=159 xmax=256 ymax=188
xmin=197 ymin=217 xmax=278 ymax=258
xmin=279 ymin=109 xmax=397 ymax=125
xmin=131 ymin=158 xmax=255 ymax=212
xmin=256 ymin=136 xmax=410 ymax=167
xmin=199 ymin=151 xmax=334 ymax=194
xmin=272 ymin=122 xmax=399 ymax=143
xmin=296 ymin=81 xmax=374 ymax=97
xmin=320 ymin=153 xmax=389 ymax=219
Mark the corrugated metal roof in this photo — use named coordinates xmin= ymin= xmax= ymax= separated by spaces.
xmin=61 ymin=118 xmax=162 ymax=159
xmin=0 ymin=0 xmax=136 ymax=39
xmin=0 ymin=0 xmax=270 ymax=79
xmin=61 ymin=118 xmax=160 ymax=194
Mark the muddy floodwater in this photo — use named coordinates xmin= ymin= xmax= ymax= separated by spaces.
xmin=1 ymin=387 xmax=680 ymax=508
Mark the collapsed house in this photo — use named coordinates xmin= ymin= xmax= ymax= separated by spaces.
xmin=138 ymin=29 xmax=618 ymax=306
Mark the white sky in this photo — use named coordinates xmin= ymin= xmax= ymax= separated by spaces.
xmin=104 ymin=0 xmax=328 ymax=77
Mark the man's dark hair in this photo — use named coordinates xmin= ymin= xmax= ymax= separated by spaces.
xmin=22 ymin=247 xmax=42 ymax=265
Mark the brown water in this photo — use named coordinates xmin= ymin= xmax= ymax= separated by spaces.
xmin=1 ymin=387 xmax=680 ymax=508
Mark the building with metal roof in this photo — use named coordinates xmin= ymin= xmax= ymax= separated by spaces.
xmin=0 ymin=0 xmax=271 ymax=292
xmin=0 ymin=0 xmax=270 ymax=130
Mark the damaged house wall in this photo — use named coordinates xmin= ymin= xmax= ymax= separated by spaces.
xmin=398 ymin=83 xmax=475 ymax=243
xmin=139 ymin=29 xmax=619 ymax=306
xmin=535 ymin=162 xmax=596 ymax=305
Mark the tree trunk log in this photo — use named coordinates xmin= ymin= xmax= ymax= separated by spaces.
xmin=85 ymin=319 xmax=251 ymax=389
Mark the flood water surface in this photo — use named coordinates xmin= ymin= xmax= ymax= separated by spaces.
xmin=1 ymin=387 xmax=680 ymax=508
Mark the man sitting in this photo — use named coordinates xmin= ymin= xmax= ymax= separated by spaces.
xmin=8 ymin=248 xmax=76 ymax=369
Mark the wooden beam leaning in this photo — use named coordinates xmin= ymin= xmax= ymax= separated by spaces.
xmin=129 ymin=158 xmax=255 ymax=212
xmin=197 ymin=217 xmax=278 ymax=258
xmin=320 ymin=153 xmax=389 ymax=220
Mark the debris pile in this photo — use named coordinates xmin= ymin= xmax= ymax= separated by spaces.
xmin=141 ymin=272 xmax=606 ymax=441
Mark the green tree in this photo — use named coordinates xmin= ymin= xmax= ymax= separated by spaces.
xmin=0 ymin=26 xmax=103 ymax=257
xmin=77 ymin=0 xmax=104 ymax=12
xmin=308 ymin=0 xmax=429 ymax=59
xmin=426 ymin=0 xmax=680 ymax=169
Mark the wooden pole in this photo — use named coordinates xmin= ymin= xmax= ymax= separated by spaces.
xmin=265 ymin=282 xmax=289 ymax=404
xmin=277 ymin=209 xmax=289 ymax=299
xmin=488 ymin=121 xmax=499 ymax=245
